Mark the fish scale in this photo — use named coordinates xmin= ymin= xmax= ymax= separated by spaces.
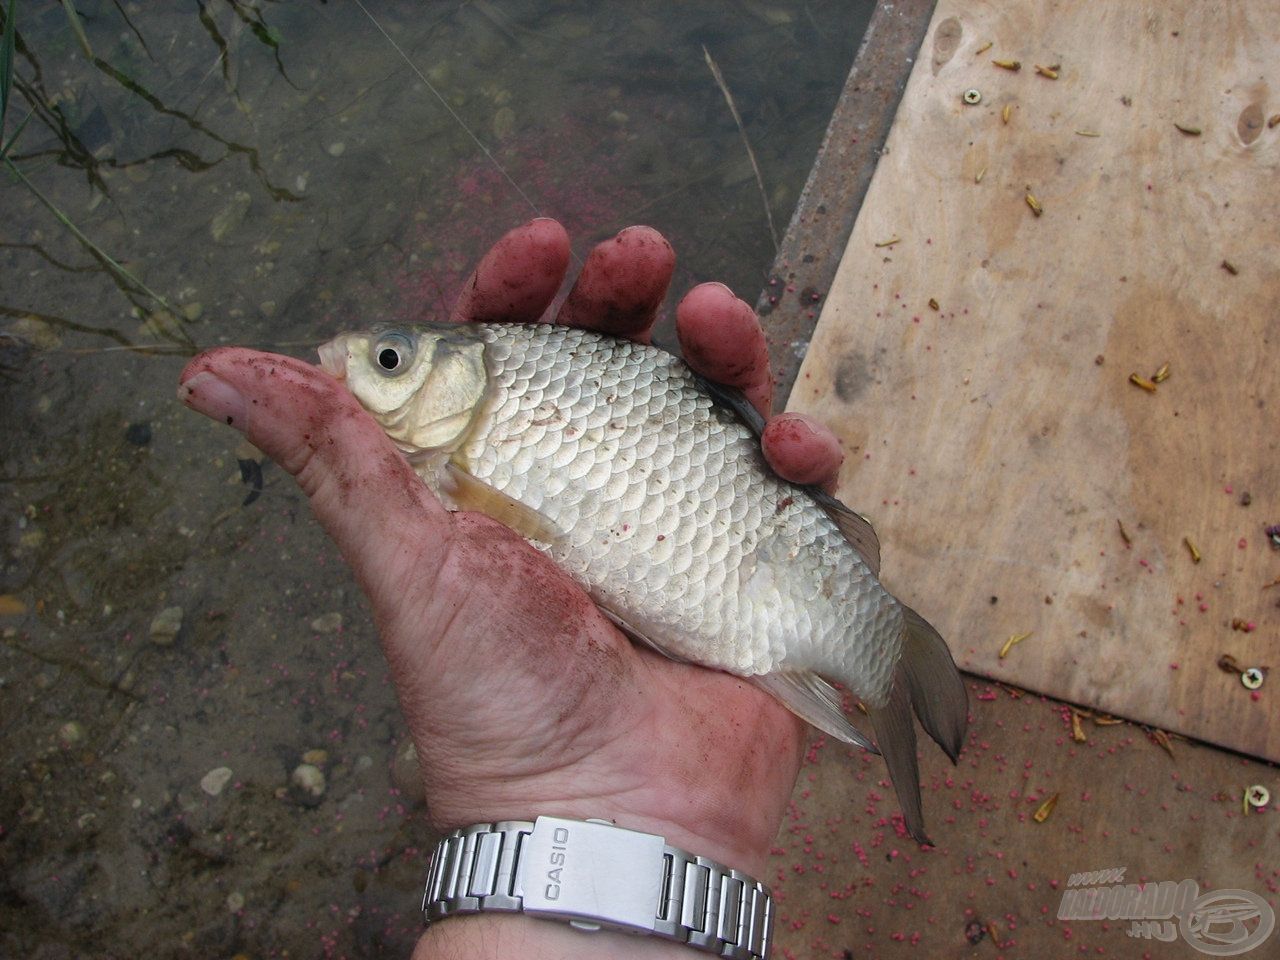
xmin=453 ymin=323 xmax=899 ymax=697
xmin=320 ymin=320 xmax=968 ymax=842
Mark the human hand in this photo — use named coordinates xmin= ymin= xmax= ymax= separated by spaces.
xmin=178 ymin=219 xmax=844 ymax=959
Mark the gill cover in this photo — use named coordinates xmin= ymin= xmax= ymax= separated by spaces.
xmin=354 ymin=327 xmax=489 ymax=454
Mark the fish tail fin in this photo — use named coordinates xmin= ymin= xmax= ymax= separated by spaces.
xmin=868 ymin=604 xmax=968 ymax=845
xmin=899 ymin=605 xmax=968 ymax=762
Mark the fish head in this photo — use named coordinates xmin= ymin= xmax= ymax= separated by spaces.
xmin=318 ymin=325 xmax=489 ymax=454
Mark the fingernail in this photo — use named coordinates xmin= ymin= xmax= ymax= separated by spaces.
xmin=179 ymin=371 xmax=248 ymax=433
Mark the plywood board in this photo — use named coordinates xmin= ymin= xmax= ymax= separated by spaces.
xmin=790 ymin=1 xmax=1280 ymax=761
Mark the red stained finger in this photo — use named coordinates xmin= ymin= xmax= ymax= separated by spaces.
xmin=761 ymin=413 xmax=844 ymax=491
xmin=556 ymin=226 xmax=675 ymax=342
xmin=676 ymin=282 xmax=773 ymax=416
xmin=450 ymin=218 xmax=571 ymax=324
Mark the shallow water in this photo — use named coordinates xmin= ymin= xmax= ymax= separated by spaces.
xmin=0 ymin=2 xmax=869 ymax=955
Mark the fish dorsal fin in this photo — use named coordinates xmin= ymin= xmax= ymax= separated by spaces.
xmin=443 ymin=461 xmax=564 ymax=545
xmin=698 ymin=376 xmax=768 ymax=435
xmin=698 ymin=375 xmax=882 ymax=576
xmin=807 ymin=488 xmax=881 ymax=577
xmin=751 ymin=671 xmax=878 ymax=754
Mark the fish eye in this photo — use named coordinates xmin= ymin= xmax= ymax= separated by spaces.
xmin=371 ymin=333 xmax=414 ymax=376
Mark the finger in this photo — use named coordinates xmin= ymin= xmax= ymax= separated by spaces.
xmin=676 ymin=282 xmax=773 ymax=416
xmin=450 ymin=218 xmax=571 ymax=324
xmin=555 ymin=226 xmax=675 ymax=342
xmin=177 ymin=348 xmax=450 ymax=600
xmin=761 ymin=413 xmax=844 ymax=492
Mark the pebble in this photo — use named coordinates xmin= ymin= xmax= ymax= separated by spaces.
xmin=200 ymin=766 xmax=234 ymax=797
xmin=327 ymin=141 xmax=346 ymax=157
xmin=226 ymin=891 xmax=245 ymax=913
xmin=290 ymin=763 xmax=326 ymax=806
xmin=0 ymin=594 xmax=27 ymax=615
xmin=301 ymin=748 xmax=328 ymax=766
xmin=210 ymin=191 xmax=252 ymax=241
xmin=492 ymin=106 xmax=516 ymax=140
xmin=310 ymin=612 xmax=343 ymax=634
xmin=180 ymin=302 xmax=203 ymax=322
xmin=149 ymin=606 xmax=183 ymax=645
xmin=57 ymin=720 xmax=86 ymax=748
xmin=8 ymin=315 xmax=62 ymax=350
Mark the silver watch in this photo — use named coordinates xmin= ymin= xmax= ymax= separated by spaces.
xmin=422 ymin=816 xmax=774 ymax=959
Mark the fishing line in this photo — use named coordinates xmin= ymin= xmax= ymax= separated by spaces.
xmin=352 ymin=0 xmax=544 ymax=224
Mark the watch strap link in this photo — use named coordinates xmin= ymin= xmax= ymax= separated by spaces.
xmin=423 ymin=818 xmax=773 ymax=960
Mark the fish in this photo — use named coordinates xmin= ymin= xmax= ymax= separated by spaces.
xmin=317 ymin=321 xmax=967 ymax=842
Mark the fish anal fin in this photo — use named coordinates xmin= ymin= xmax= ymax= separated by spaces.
xmin=444 ymin=462 xmax=563 ymax=545
xmin=752 ymin=671 xmax=878 ymax=754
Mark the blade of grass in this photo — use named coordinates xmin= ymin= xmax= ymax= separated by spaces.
xmin=59 ymin=0 xmax=93 ymax=59
xmin=4 ymin=155 xmax=197 ymax=351
xmin=703 ymin=44 xmax=779 ymax=255
xmin=1 ymin=105 xmax=31 ymax=157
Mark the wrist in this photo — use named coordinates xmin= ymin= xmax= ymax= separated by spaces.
xmin=422 ymin=675 xmax=804 ymax=882
xmin=416 ymin=913 xmax=702 ymax=960
xmin=422 ymin=816 xmax=773 ymax=960
xmin=431 ymin=799 xmax=772 ymax=879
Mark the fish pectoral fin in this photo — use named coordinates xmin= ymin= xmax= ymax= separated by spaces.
xmin=807 ymin=488 xmax=881 ymax=577
xmin=751 ymin=671 xmax=878 ymax=754
xmin=597 ymin=607 xmax=693 ymax=663
xmin=443 ymin=462 xmax=564 ymax=545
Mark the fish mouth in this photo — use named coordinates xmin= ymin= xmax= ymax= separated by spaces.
xmin=317 ymin=336 xmax=349 ymax=380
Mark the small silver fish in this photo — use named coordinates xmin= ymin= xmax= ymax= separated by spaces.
xmin=319 ymin=322 xmax=967 ymax=842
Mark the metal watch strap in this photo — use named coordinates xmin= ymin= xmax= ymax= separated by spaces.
xmin=422 ymin=816 xmax=773 ymax=960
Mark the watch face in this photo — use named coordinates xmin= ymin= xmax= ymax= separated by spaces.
xmin=520 ymin=817 xmax=666 ymax=931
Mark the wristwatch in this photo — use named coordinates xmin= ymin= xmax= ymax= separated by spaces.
xmin=422 ymin=816 xmax=774 ymax=959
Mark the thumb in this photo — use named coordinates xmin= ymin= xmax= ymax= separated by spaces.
xmin=177 ymin=347 xmax=451 ymax=604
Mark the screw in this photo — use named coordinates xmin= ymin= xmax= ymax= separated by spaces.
xmin=1245 ymin=785 xmax=1270 ymax=808
xmin=1242 ymin=667 xmax=1264 ymax=690
xmin=963 ymin=88 xmax=982 ymax=105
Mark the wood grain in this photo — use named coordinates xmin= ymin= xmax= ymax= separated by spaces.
xmin=790 ymin=1 xmax=1280 ymax=760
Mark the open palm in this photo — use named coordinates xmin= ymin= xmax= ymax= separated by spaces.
xmin=180 ymin=219 xmax=845 ymax=958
